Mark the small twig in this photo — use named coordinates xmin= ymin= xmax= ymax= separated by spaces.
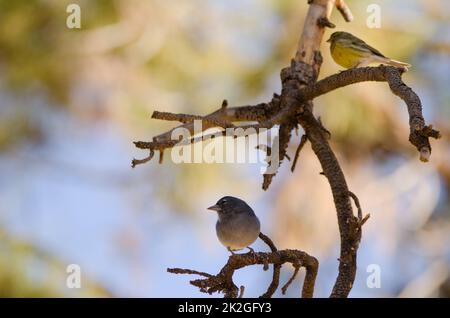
xmin=291 ymin=134 xmax=308 ymax=172
xmin=262 ymin=174 xmax=275 ymax=191
xmin=261 ymin=122 xmax=296 ymax=190
xmin=281 ymin=265 xmax=301 ymax=295
xmin=260 ymin=264 xmax=281 ymax=298
xmin=318 ymin=117 xmax=331 ymax=139
xmin=152 ymin=111 xmax=203 ymax=124
xmin=259 ymin=232 xmax=281 ymax=298
xmin=238 ymin=286 xmax=245 ymax=298
xmin=167 ymin=268 xmax=213 ymax=278
xmin=317 ymin=17 xmax=336 ymax=28
xmin=335 ymin=0 xmax=354 ymax=22
xmin=159 ymin=150 xmax=165 ymax=164
xmin=221 ymin=99 xmax=228 ymax=110
xmin=360 ymin=213 xmax=371 ymax=227
xmin=348 ymin=191 xmax=371 ymax=229
xmin=348 ymin=191 xmax=362 ymax=221
xmin=259 ymin=232 xmax=277 ymax=252
xmin=152 ymin=109 xmax=234 ymax=128
xmin=131 ymin=150 xmax=155 ymax=168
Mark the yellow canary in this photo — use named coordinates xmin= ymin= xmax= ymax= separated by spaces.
xmin=327 ymin=31 xmax=411 ymax=70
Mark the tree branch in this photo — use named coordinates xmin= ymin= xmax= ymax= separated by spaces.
xmin=168 ymin=232 xmax=318 ymax=298
xmin=289 ymin=0 xmax=359 ymax=298
xmin=134 ymin=66 xmax=440 ymax=168
xmin=291 ymin=134 xmax=308 ymax=172
xmin=281 ymin=264 xmax=301 ymax=295
xmin=168 ymin=247 xmax=319 ymax=298
xmin=295 ymin=66 xmax=441 ymax=160
xmin=335 ymin=0 xmax=353 ymax=22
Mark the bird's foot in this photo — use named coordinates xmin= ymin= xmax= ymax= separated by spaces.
xmin=227 ymin=247 xmax=236 ymax=255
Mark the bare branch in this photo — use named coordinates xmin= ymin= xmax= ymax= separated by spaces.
xmin=290 ymin=0 xmax=360 ymax=297
xmin=262 ymin=122 xmax=297 ymax=190
xmin=259 ymin=232 xmax=282 ymax=298
xmin=291 ymin=134 xmax=309 ymax=172
xmin=238 ymin=286 xmax=245 ymax=298
xmin=348 ymin=191 xmax=362 ymax=221
xmin=147 ymin=102 xmax=273 ymax=147
xmin=317 ymin=16 xmax=336 ymax=28
xmin=151 ymin=111 xmax=203 ymax=124
xmin=335 ymin=0 xmax=354 ymax=22
xmin=297 ymin=107 xmax=359 ymax=298
xmin=167 ymin=268 xmax=213 ymax=278
xmin=159 ymin=150 xmax=165 ymax=164
xmin=281 ymin=264 xmax=301 ymax=295
xmin=131 ymin=150 xmax=154 ymax=168
xmin=348 ymin=190 xmax=371 ymax=228
xmin=133 ymin=122 xmax=268 ymax=168
xmin=295 ymin=66 xmax=441 ymax=159
xmin=262 ymin=174 xmax=276 ymax=191
xmin=168 ymin=248 xmax=318 ymax=298
xmin=259 ymin=232 xmax=278 ymax=253
xmin=135 ymin=67 xmax=440 ymax=172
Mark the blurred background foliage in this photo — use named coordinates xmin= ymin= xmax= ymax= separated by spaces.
xmin=0 ymin=0 xmax=449 ymax=297
xmin=0 ymin=229 xmax=110 ymax=297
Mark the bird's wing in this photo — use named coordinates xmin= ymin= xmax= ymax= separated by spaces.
xmin=350 ymin=37 xmax=386 ymax=58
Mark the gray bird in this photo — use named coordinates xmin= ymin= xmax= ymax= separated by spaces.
xmin=207 ymin=196 xmax=261 ymax=254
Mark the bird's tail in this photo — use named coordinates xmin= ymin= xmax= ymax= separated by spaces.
xmin=375 ymin=56 xmax=411 ymax=70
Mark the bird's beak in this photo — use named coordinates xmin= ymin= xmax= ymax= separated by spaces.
xmin=326 ymin=38 xmax=331 ymax=43
xmin=207 ymin=204 xmax=221 ymax=212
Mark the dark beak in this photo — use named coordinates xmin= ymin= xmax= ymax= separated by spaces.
xmin=326 ymin=38 xmax=331 ymax=43
xmin=207 ymin=204 xmax=221 ymax=212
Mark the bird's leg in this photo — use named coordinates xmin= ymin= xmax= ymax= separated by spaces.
xmin=227 ymin=247 xmax=236 ymax=255
xmin=355 ymin=58 xmax=372 ymax=68
xmin=247 ymin=246 xmax=255 ymax=254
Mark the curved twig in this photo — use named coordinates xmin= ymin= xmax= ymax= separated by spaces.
xmin=258 ymin=232 xmax=282 ymax=298
xmin=295 ymin=66 xmax=441 ymax=160
xmin=282 ymin=264 xmax=301 ymax=295
xmin=291 ymin=134 xmax=309 ymax=172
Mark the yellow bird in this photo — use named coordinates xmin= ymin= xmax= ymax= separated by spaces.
xmin=327 ymin=31 xmax=411 ymax=71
